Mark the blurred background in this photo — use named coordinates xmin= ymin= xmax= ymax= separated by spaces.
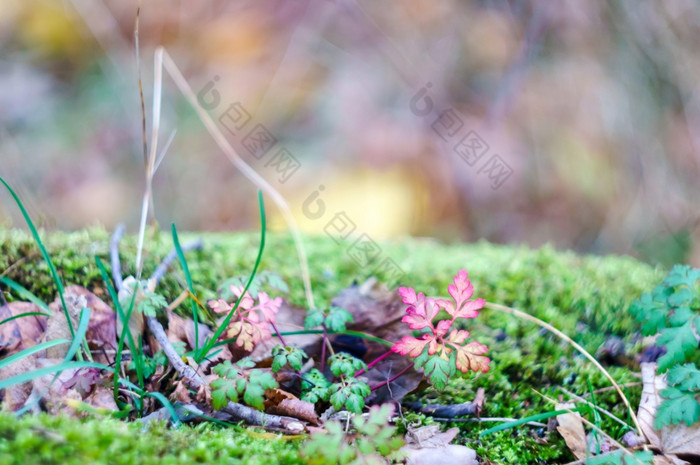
xmin=1 ymin=0 xmax=699 ymax=267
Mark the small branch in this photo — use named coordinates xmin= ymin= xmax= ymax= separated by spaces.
xmin=150 ymin=239 xmax=203 ymax=285
xmin=145 ymin=315 xmax=302 ymax=431
xmin=405 ymin=388 xmax=485 ymax=416
xmin=110 ymin=223 xmax=126 ymax=291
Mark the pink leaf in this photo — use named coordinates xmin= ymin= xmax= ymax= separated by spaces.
xmin=401 ymin=292 xmax=439 ymax=331
xmin=208 ymin=299 xmax=232 ymax=314
xmin=392 ymin=335 xmax=431 ymax=357
xmin=448 ymin=270 xmax=474 ymax=308
xmin=435 ymin=319 xmax=452 ymax=337
xmin=449 ymin=338 xmax=490 ymax=374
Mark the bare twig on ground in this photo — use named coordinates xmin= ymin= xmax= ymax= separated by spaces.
xmin=111 ymin=226 xmax=301 ymax=431
xmin=150 ymin=239 xmax=204 ymax=285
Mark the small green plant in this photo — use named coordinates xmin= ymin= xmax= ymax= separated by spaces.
xmin=303 ymin=404 xmax=404 ymax=465
xmin=271 ymin=345 xmax=307 ymax=372
xmin=210 ymin=358 xmax=278 ymax=410
xmin=304 ymin=306 xmax=354 ymax=332
xmin=630 ymin=264 xmax=700 ymax=428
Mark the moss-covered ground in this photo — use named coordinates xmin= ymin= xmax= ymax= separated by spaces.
xmin=0 ymin=228 xmax=664 ymax=464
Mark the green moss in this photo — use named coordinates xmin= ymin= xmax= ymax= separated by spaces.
xmin=0 ymin=412 xmax=304 ymax=465
xmin=0 ymin=227 xmax=665 ymax=464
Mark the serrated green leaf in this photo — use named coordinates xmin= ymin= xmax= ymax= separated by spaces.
xmin=630 ymin=287 xmax=669 ymax=336
xmin=664 ymin=264 xmax=700 ymax=289
xmin=345 ymin=393 xmax=364 ymax=413
xmin=211 ymin=378 xmax=238 ymax=409
xmin=236 ymin=357 xmax=255 ymax=369
xmin=655 ymin=387 xmax=700 ymax=428
xmin=325 ymin=307 xmax=354 ymax=332
xmin=212 ymin=360 xmax=239 ymax=379
xmin=657 ymin=321 xmax=699 ymax=371
xmin=668 ymin=288 xmax=695 ymax=307
xmin=667 ymin=363 xmax=700 ymax=391
xmin=329 ymin=353 xmax=366 ymax=378
xmin=422 ymin=354 xmax=452 ymax=390
xmin=304 ymin=308 xmax=325 ymax=329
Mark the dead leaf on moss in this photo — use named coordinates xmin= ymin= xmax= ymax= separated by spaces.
xmin=639 ymin=362 xmax=700 ymax=461
xmin=0 ymin=355 xmax=37 ymax=410
xmin=84 ymin=387 xmax=118 ymax=412
xmin=44 ymin=294 xmax=85 ymax=359
xmin=402 ymin=425 xmax=477 ymax=465
xmin=264 ymin=388 xmax=319 ymax=425
xmin=556 ymin=402 xmax=587 ymax=461
xmin=53 ymin=286 xmax=117 ymax=354
xmin=0 ymin=301 xmax=47 ymax=355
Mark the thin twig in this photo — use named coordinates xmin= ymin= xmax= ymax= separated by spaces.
xmin=146 ymin=315 xmax=302 ymax=431
xmin=150 ymin=239 xmax=204 ymax=285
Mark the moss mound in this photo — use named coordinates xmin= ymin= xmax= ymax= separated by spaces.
xmin=0 ymin=228 xmax=664 ymax=464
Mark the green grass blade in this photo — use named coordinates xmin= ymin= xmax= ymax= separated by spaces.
xmin=479 ymin=407 xmax=583 ymax=437
xmin=171 ymin=223 xmax=200 ymax=359
xmin=95 ymin=257 xmax=145 ymax=393
xmin=144 ymin=391 xmax=181 ymax=427
xmin=0 ymin=177 xmax=74 ymax=339
xmin=0 ymin=277 xmax=52 ymax=314
xmin=0 ymin=339 xmax=71 ymax=369
xmin=0 ymin=361 xmax=112 ymax=391
xmin=0 ymin=311 xmax=50 ymax=326
xmin=199 ymin=190 xmax=266 ymax=361
xmin=63 ymin=307 xmax=91 ymax=362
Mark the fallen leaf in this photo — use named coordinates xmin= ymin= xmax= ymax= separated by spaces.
xmin=556 ymin=402 xmax=587 ymax=461
xmin=639 ymin=362 xmax=700 ymax=461
xmin=0 ymin=355 xmax=37 ymax=410
xmin=53 ymin=286 xmax=117 ymax=353
xmin=84 ymin=387 xmax=118 ymax=412
xmin=44 ymin=294 xmax=85 ymax=359
xmin=405 ymin=425 xmax=459 ymax=447
xmin=402 ymin=425 xmax=477 ymax=465
xmin=0 ymin=302 xmax=47 ymax=355
xmin=264 ymin=388 xmax=319 ymax=425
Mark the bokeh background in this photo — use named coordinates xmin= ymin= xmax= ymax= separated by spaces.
xmin=1 ymin=0 xmax=699 ymax=267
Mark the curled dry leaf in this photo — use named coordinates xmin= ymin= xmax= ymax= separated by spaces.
xmin=45 ymin=293 xmax=86 ymax=359
xmin=0 ymin=301 xmax=47 ymax=355
xmin=639 ymin=362 xmax=700 ymax=460
xmin=48 ymin=286 xmax=117 ymax=359
xmin=402 ymin=425 xmax=477 ymax=465
xmin=264 ymin=388 xmax=319 ymax=425
xmin=555 ymin=402 xmax=588 ymax=461
xmin=0 ymin=355 xmax=37 ymax=410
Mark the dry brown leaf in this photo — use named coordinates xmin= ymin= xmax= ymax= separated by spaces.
xmin=405 ymin=425 xmax=459 ymax=448
xmin=49 ymin=285 xmax=117 ymax=363
xmin=0 ymin=355 xmax=37 ymax=410
xmin=32 ymin=358 xmax=83 ymax=415
xmin=402 ymin=425 xmax=477 ymax=465
xmin=639 ymin=362 xmax=700 ymax=461
xmin=556 ymin=402 xmax=588 ymax=461
xmin=84 ymin=387 xmax=118 ymax=412
xmin=44 ymin=294 xmax=85 ymax=359
xmin=264 ymin=388 xmax=319 ymax=425
xmin=0 ymin=302 xmax=47 ymax=355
